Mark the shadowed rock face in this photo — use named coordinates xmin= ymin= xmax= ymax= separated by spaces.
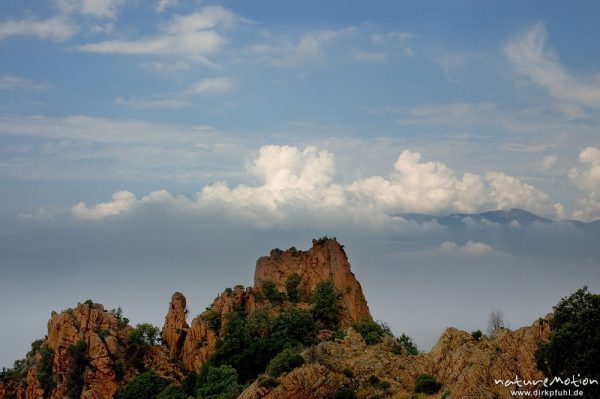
xmin=254 ymin=238 xmax=372 ymax=327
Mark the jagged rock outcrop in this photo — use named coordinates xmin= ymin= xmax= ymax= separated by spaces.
xmin=181 ymin=285 xmax=256 ymax=371
xmin=44 ymin=302 xmax=129 ymax=399
xmin=162 ymin=292 xmax=189 ymax=359
xmin=254 ymin=238 xmax=371 ymax=327
xmin=239 ymin=319 xmax=550 ymax=399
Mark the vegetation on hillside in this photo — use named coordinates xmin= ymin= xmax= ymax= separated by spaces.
xmin=535 ymin=286 xmax=600 ymax=397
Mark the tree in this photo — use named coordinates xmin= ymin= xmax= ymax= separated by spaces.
xmin=311 ymin=280 xmax=340 ymax=330
xmin=115 ymin=371 xmax=168 ymax=399
xmin=285 ymin=273 xmax=302 ymax=303
xmin=535 ymin=287 xmax=600 ymax=397
xmin=266 ymin=349 xmax=304 ymax=377
xmin=65 ymin=341 xmax=88 ymax=398
xmin=197 ymin=365 xmax=241 ymax=398
xmin=487 ymin=310 xmax=506 ymax=336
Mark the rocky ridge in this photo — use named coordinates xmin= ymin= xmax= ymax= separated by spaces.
xmin=0 ymin=238 xmax=550 ymax=399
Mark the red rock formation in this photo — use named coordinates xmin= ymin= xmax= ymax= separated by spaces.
xmin=181 ymin=285 xmax=256 ymax=371
xmin=161 ymin=292 xmax=189 ymax=359
xmin=44 ymin=302 xmax=128 ymax=399
xmin=254 ymin=238 xmax=371 ymax=326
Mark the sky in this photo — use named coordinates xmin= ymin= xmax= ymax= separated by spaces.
xmin=1 ymin=0 xmax=600 ymax=368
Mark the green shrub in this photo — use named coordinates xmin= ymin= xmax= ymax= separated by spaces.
xmin=368 ymin=375 xmax=380 ymax=385
xmin=471 ymin=330 xmax=483 ymax=341
xmin=115 ymin=371 xmax=168 ymax=399
xmin=261 ymin=280 xmax=286 ymax=303
xmin=272 ymin=307 xmax=317 ymax=347
xmin=84 ymin=299 xmax=94 ymax=306
xmin=331 ymin=386 xmax=357 ymax=399
xmin=285 ymin=273 xmax=302 ymax=303
xmin=203 ymin=310 xmax=221 ymax=333
xmin=196 ymin=365 xmax=241 ymax=398
xmin=352 ymin=319 xmax=387 ymax=345
xmin=114 ymin=359 xmax=124 ymax=381
xmin=65 ymin=341 xmax=88 ymax=399
xmin=391 ymin=333 xmax=418 ymax=356
xmin=156 ymin=384 xmax=187 ymax=399
xmin=37 ymin=345 xmax=55 ymax=395
xmin=535 ymin=286 xmax=600 ymax=397
xmin=311 ymin=280 xmax=340 ymax=329
xmin=341 ymin=368 xmax=354 ymax=378
xmin=127 ymin=323 xmax=160 ymax=346
xmin=266 ymin=349 xmax=304 ymax=377
xmin=257 ymin=375 xmax=279 ymax=388
xmin=414 ymin=374 xmax=441 ymax=395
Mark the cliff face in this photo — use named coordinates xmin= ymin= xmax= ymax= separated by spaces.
xmin=239 ymin=319 xmax=550 ymax=399
xmin=254 ymin=238 xmax=371 ymax=327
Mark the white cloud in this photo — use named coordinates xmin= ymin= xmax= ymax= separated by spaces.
xmin=114 ymin=96 xmax=190 ymax=109
xmin=70 ymin=145 xmax=556 ymax=225
xmin=485 ymin=171 xmax=552 ymax=215
xmin=78 ymin=0 xmax=120 ymax=18
xmin=441 ymin=241 xmax=494 ymax=255
xmin=0 ymin=75 xmax=51 ymax=91
xmin=352 ymin=49 xmax=386 ymax=62
xmin=371 ymin=31 xmax=413 ymax=56
xmin=541 ymin=154 xmax=557 ymax=171
xmin=79 ymin=6 xmax=233 ymax=60
xmin=0 ymin=17 xmax=77 ymax=41
xmin=506 ymin=23 xmax=600 ymax=107
xmin=142 ymin=61 xmax=191 ymax=73
xmin=0 ymin=114 xmax=219 ymax=144
xmin=72 ymin=190 xmax=137 ymax=220
xmin=189 ymin=77 xmax=234 ymax=94
xmin=569 ymin=147 xmax=600 ymax=221
xmin=156 ymin=0 xmax=178 ymax=13
xmin=256 ymin=28 xmax=356 ymax=67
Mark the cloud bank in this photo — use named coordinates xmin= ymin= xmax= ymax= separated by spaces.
xmin=71 ymin=144 xmax=562 ymax=226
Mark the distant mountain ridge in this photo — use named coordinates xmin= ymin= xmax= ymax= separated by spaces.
xmin=393 ymin=208 xmax=600 ymax=231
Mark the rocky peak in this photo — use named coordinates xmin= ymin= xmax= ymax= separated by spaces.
xmin=162 ymin=292 xmax=189 ymax=358
xmin=44 ymin=301 xmax=129 ymax=399
xmin=254 ymin=237 xmax=371 ymax=326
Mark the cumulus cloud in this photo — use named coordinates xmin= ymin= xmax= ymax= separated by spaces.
xmin=78 ymin=6 xmax=233 ymax=60
xmin=440 ymin=241 xmax=494 ymax=255
xmin=189 ymin=77 xmax=234 ymax=94
xmin=506 ymin=23 xmax=600 ymax=107
xmin=569 ymin=147 xmax=600 ymax=221
xmin=70 ymin=145 xmax=556 ymax=226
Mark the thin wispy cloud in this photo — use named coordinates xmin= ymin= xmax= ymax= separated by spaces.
xmin=0 ymin=16 xmax=77 ymax=41
xmin=188 ymin=77 xmax=234 ymax=94
xmin=506 ymin=23 xmax=600 ymax=107
xmin=78 ymin=6 xmax=234 ymax=61
xmin=0 ymin=75 xmax=51 ymax=91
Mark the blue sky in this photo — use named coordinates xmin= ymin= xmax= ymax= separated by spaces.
xmin=1 ymin=0 xmax=600 ymax=368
